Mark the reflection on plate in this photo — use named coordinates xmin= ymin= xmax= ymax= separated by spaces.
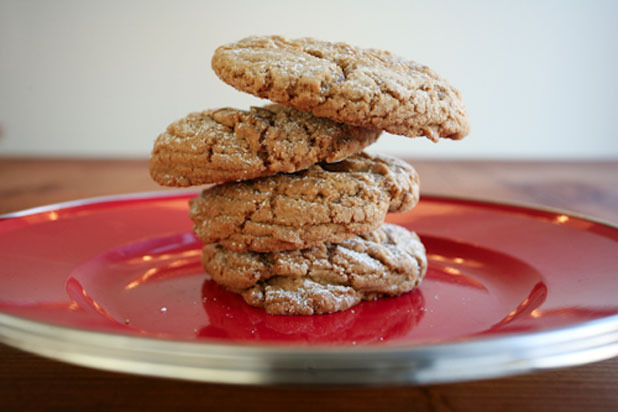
xmin=0 ymin=192 xmax=617 ymax=384
xmin=63 ymin=232 xmax=545 ymax=345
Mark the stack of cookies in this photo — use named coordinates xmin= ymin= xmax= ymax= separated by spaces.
xmin=150 ymin=36 xmax=469 ymax=315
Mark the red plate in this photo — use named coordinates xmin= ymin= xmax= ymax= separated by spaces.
xmin=1 ymin=191 xmax=616 ymax=346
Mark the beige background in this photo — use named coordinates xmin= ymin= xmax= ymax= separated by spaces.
xmin=1 ymin=0 xmax=617 ymax=159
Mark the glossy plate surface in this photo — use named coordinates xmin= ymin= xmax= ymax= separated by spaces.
xmin=1 ymin=191 xmax=617 ymax=384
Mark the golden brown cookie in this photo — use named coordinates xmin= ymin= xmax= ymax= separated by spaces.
xmin=202 ymin=224 xmax=427 ymax=315
xmin=212 ymin=35 xmax=469 ymax=141
xmin=149 ymin=105 xmax=381 ymax=186
xmin=189 ymin=152 xmax=419 ymax=252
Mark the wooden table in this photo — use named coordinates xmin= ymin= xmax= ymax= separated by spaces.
xmin=1 ymin=158 xmax=617 ymax=411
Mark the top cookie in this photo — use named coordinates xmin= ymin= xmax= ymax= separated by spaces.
xmin=150 ymin=104 xmax=381 ymax=186
xmin=212 ymin=35 xmax=469 ymax=141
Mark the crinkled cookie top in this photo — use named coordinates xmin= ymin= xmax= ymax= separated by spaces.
xmin=212 ymin=35 xmax=469 ymax=141
xmin=150 ymin=104 xmax=380 ymax=186
xmin=189 ymin=152 xmax=420 ymax=252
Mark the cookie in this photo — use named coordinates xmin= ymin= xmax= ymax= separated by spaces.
xmin=189 ymin=152 xmax=419 ymax=252
xmin=202 ymin=224 xmax=427 ymax=315
xmin=149 ymin=105 xmax=381 ymax=186
xmin=212 ymin=35 xmax=469 ymax=141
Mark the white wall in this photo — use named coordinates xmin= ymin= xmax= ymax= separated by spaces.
xmin=1 ymin=0 xmax=617 ymax=159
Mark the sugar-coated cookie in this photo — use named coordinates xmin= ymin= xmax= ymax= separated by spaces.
xmin=150 ymin=105 xmax=381 ymax=186
xmin=203 ymin=223 xmax=427 ymax=315
xmin=212 ymin=35 xmax=469 ymax=141
xmin=189 ymin=152 xmax=419 ymax=252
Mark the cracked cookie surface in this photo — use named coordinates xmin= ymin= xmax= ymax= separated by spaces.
xmin=212 ymin=35 xmax=469 ymax=141
xmin=189 ymin=152 xmax=419 ymax=252
xmin=150 ymin=105 xmax=381 ymax=186
xmin=202 ymin=224 xmax=427 ymax=315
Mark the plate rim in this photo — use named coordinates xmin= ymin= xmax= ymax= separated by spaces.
xmin=2 ymin=310 xmax=617 ymax=385
xmin=1 ymin=190 xmax=617 ymax=385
